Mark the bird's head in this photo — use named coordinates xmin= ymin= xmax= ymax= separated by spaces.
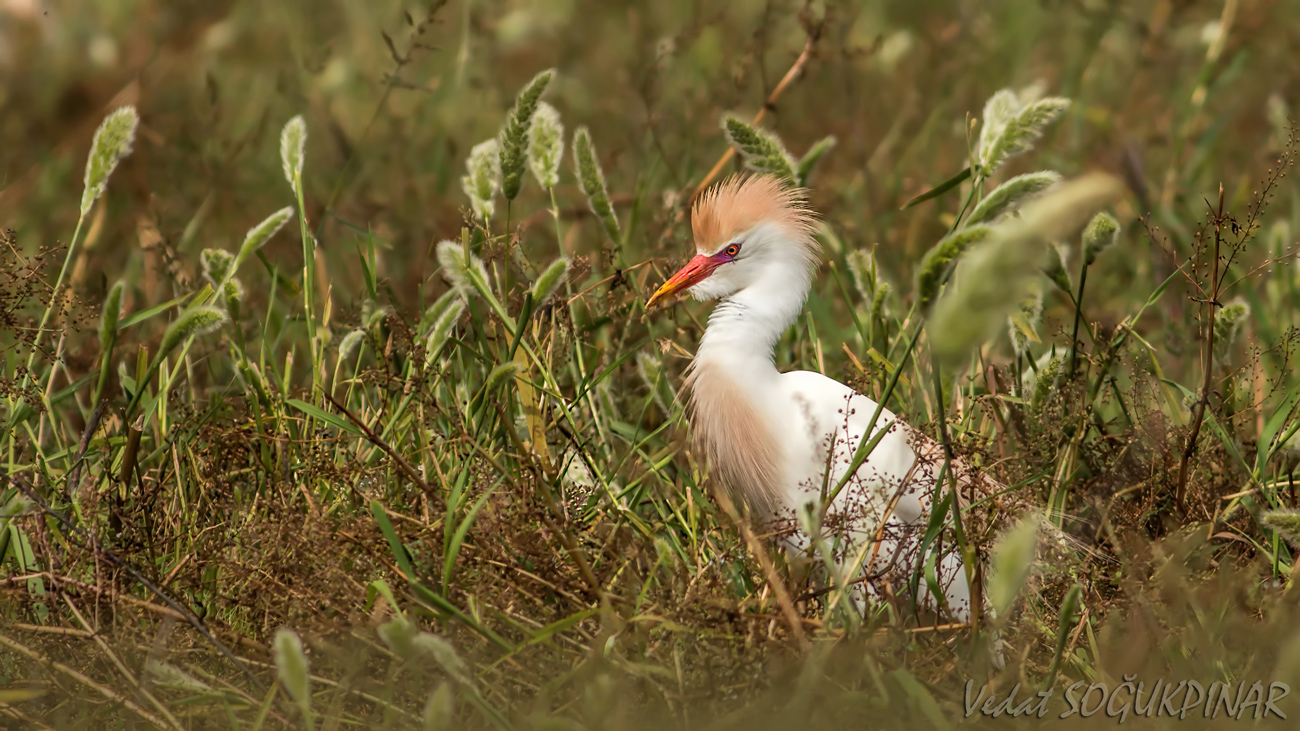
xmin=647 ymin=175 xmax=819 ymax=308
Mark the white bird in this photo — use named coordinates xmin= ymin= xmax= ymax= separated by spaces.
xmin=647 ymin=174 xmax=986 ymax=621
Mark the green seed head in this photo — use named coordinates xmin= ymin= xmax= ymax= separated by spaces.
xmin=273 ymin=628 xmax=312 ymax=719
xmin=411 ymin=633 xmax=474 ymax=687
xmin=378 ymin=616 xmax=417 ymax=657
xmin=484 ymin=362 xmax=520 ymax=393
xmin=572 ymin=127 xmax=621 ymax=245
xmin=99 ymin=280 xmax=125 ymax=353
xmin=978 ymin=94 xmax=1071 ymax=177
xmin=1267 ymin=219 xmax=1292 ymax=259
xmin=234 ymin=207 xmax=295 ymax=277
xmin=1082 ymin=211 xmax=1120 ymax=266
xmin=722 ymin=115 xmax=797 ymax=184
xmin=988 ymin=512 xmax=1042 ymax=621
xmin=1025 ymin=351 xmax=1064 ymax=407
xmin=82 ymin=106 xmax=139 ymax=215
xmin=419 ymin=290 xmax=462 ymax=336
xmin=158 ymin=306 xmax=228 ymax=362
xmin=434 ymin=240 xmax=489 ymax=298
xmin=976 ymin=90 xmax=1020 ymax=168
xmin=338 ymin=328 xmax=366 ymax=363
xmin=462 ymin=139 xmax=501 ymax=221
xmin=529 ymin=256 xmax=569 ymax=306
xmin=846 ymin=248 xmax=879 ymax=303
xmin=527 ymin=101 xmax=565 ymax=190
xmin=222 ymin=279 xmax=244 ymax=322
xmin=280 ymin=115 xmax=307 ymax=189
xmin=200 ymin=248 xmax=235 ymax=285
xmin=966 ymin=171 xmax=1062 ymax=226
xmin=424 ymin=298 xmax=465 ymax=367
xmin=1263 ymin=509 xmax=1300 ymax=549
xmin=928 ymin=174 xmax=1122 ymax=367
xmin=915 ymin=225 xmax=994 ymax=312
xmin=498 ymin=69 xmax=555 ymax=201
xmin=1007 ymin=286 xmax=1043 ymax=357
xmin=1213 ymin=298 xmax=1251 ymax=361
xmin=422 ymin=683 xmax=455 ymax=731
xmin=146 ymin=660 xmax=211 ymax=692
xmin=1043 ymin=240 xmax=1073 ymax=293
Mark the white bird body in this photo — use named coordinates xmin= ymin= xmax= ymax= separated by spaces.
xmin=649 ymin=175 xmax=975 ymax=620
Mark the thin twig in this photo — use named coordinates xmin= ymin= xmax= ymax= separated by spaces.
xmin=322 ymin=391 xmax=434 ymax=495
xmin=1176 ymin=184 xmax=1225 ymax=509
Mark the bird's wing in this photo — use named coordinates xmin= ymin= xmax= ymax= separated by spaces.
xmin=780 ymin=370 xmax=923 ymax=524
xmin=780 ymin=369 xmax=998 ymax=525
xmin=781 ymin=370 xmax=978 ymax=620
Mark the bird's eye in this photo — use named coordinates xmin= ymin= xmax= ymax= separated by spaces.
xmin=724 ymin=243 xmax=741 ymax=257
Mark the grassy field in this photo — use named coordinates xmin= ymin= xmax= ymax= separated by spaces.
xmin=4 ymin=0 xmax=1300 ymax=727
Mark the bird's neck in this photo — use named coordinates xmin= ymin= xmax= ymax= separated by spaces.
xmin=694 ymin=268 xmax=810 ymax=375
xmin=687 ymin=264 xmax=812 ymax=516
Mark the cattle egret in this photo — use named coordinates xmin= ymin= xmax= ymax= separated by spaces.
xmin=648 ymin=175 xmax=983 ymax=621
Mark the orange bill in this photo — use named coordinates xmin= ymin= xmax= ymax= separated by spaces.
xmin=646 ymin=254 xmax=723 ymax=308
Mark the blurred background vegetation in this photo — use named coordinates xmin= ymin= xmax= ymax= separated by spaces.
xmin=4 ymin=0 xmax=1300 ymax=727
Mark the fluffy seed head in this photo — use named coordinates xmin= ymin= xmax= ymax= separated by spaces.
xmin=484 ymin=362 xmax=520 ymax=392
xmin=424 ymin=298 xmax=465 ymax=367
xmin=1267 ymin=219 xmax=1292 ymax=259
xmin=966 ymin=171 xmax=1062 ymax=226
xmin=159 ymin=306 xmax=227 ymax=362
xmin=423 ymin=684 xmax=454 ymax=731
xmin=928 ymin=174 xmax=1122 ymax=367
xmin=99 ymin=280 xmax=125 ymax=352
xmin=435 ymin=240 xmax=490 ymax=297
xmin=636 ymin=351 xmax=668 ymax=412
xmin=1263 ymin=510 xmax=1300 ymax=549
xmin=420 ymin=290 xmax=462 ymax=336
xmin=200 ymin=248 xmax=235 ymax=285
xmin=1043 ymin=240 xmax=1073 ymax=293
xmin=530 ymin=256 xmax=569 ymax=306
xmin=82 ymin=106 xmax=139 ymax=215
xmin=988 ymin=512 xmax=1043 ymax=621
xmin=234 ymin=207 xmax=295 ymax=277
xmin=915 ymin=225 xmax=994 ymax=312
xmin=1213 ymin=297 xmax=1251 ymax=361
xmin=722 ymin=115 xmax=797 ymax=184
xmin=280 ymin=115 xmax=307 ymax=188
xmin=978 ymin=93 xmax=1071 ymax=176
xmin=411 ymin=633 xmax=473 ymax=687
xmin=976 ymin=90 xmax=1020 ymax=166
xmin=273 ymin=628 xmax=311 ymax=719
xmin=462 ymin=139 xmax=501 ymax=221
xmin=146 ymin=660 xmax=211 ymax=692
xmin=846 ymin=248 xmax=880 ymax=303
xmin=1082 ymin=211 xmax=1120 ymax=265
xmin=573 ymin=126 xmax=620 ymax=245
xmin=526 ymin=101 xmax=565 ymax=189
xmin=222 ymin=279 xmax=244 ymax=321
xmin=1008 ymin=286 xmax=1044 ymax=356
xmin=338 ymin=328 xmax=366 ymax=363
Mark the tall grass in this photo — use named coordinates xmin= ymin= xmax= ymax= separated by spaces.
xmin=2 ymin=1 xmax=1300 ymax=728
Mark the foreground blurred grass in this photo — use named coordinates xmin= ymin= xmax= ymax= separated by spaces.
xmin=4 ymin=0 xmax=1300 ymax=728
